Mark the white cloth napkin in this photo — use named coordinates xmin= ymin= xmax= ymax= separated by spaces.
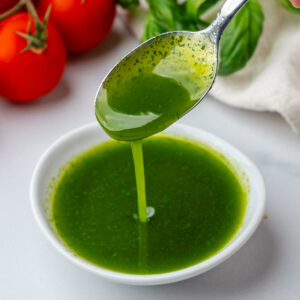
xmin=118 ymin=0 xmax=300 ymax=132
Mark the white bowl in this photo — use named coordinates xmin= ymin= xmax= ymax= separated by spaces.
xmin=30 ymin=123 xmax=266 ymax=286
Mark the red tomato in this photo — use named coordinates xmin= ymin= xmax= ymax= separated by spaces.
xmin=38 ymin=0 xmax=116 ymax=54
xmin=0 ymin=13 xmax=66 ymax=102
xmin=0 ymin=0 xmax=39 ymax=14
xmin=0 ymin=0 xmax=19 ymax=14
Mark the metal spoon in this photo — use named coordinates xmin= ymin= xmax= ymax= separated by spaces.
xmin=95 ymin=0 xmax=249 ymax=141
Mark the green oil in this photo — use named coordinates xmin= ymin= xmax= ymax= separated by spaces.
xmin=51 ymin=136 xmax=247 ymax=274
xmin=95 ymin=33 xmax=216 ymax=141
xmin=131 ymin=141 xmax=147 ymax=222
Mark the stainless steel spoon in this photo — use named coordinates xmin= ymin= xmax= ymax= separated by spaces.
xmin=95 ymin=0 xmax=249 ymax=141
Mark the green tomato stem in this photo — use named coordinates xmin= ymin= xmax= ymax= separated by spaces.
xmin=25 ymin=0 xmax=39 ymax=19
xmin=0 ymin=0 xmax=49 ymax=53
xmin=0 ymin=0 xmax=28 ymax=21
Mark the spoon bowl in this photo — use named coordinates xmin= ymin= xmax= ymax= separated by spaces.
xmin=95 ymin=31 xmax=217 ymax=141
xmin=95 ymin=0 xmax=249 ymax=141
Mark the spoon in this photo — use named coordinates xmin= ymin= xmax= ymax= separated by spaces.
xmin=95 ymin=0 xmax=249 ymax=141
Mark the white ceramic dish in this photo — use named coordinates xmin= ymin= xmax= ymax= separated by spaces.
xmin=30 ymin=123 xmax=266 ymax=286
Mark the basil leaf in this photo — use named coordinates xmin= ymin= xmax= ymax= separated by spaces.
xmin=117 ymin=0 xmax=139 ymax=9
xmin=185 ymin=0 xmax=222 ymax=27
xmin=147 ymin=0 xmax=177 ymax=29
xmin=197 ymin=0 xmax=222 ymax=15
xmin=278 ymin=0 xmax=300 ymax=14
xmin=219 ymin=0 xmax=264 ymax=76
xmin=141 ymin=0 xmax=198 ymax=42
xmin=186 ymin=0 xmax=206 ymax=21
xmin=141 ymin=12 xmax=164 ymax=42
xmin=187 ymin=0 xmax=222 ymax=18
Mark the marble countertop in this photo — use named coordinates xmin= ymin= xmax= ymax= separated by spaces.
xmin=1 ymin=19 xmax=300 ymax=300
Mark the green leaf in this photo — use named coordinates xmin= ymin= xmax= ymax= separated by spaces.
xmin=141 ymin=0 xmax=198 ymax=42
xmin=146 ymin=0 xmax=179 ymax=30
xmin=116 ymin=0 xmax=139 ymax=9
xmin=219 ymin=0 xmax=264 ymax=76
xmin=186 ymin=0 xmax=206 ymax=20
xmin=187 ymin=0 xmax=222 ymax=19
xmin=141 ymin=11 xmax=164 ymax=42
xmin=277 ymin=0 xmax=300 ymax=14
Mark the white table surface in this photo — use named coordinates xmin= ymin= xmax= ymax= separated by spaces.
xmin=1 ymin=19 xmax=300 ymax=300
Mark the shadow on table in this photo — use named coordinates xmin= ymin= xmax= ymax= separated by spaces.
xmin=67 ymin=29 xmax=126 ymax=64
xmin=39 ymin=79 xmax=71 ymax=105
xmin=0 ymin=78 xmax=71 ymax=109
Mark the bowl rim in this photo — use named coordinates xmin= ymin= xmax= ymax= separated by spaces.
xmin=30 ymin=123 xmax=266 ymax=286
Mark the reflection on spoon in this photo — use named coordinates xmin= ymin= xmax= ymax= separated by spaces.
xmin=95 ymin=34 xmax=216 ymax=141
xmin=97 ymin=89 xmax=160 ymax=132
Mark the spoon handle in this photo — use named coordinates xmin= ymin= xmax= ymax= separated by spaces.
xmin=206 ymin=0 xmax=249 ymax=43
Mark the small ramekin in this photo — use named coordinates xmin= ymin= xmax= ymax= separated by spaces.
xmin=30 ymin=123 xmax=265 ymax=285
